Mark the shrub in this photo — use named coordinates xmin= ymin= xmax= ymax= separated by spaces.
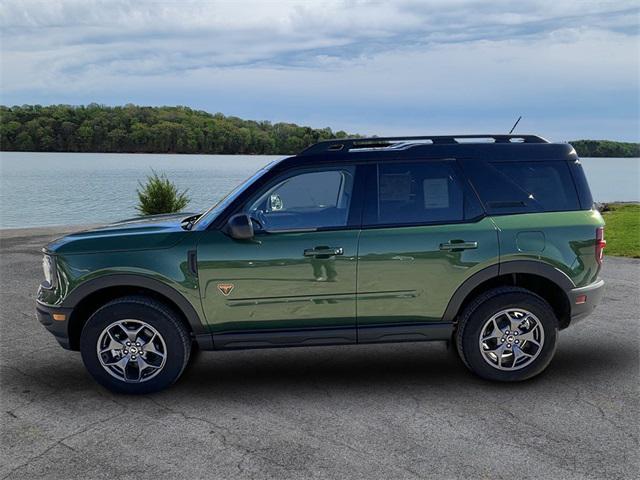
xmin=136 ymin=170 xmax=190 ymax=215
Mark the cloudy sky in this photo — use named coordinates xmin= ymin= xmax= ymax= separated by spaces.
xmin=1 ymin=0 xmax=638 ymax=140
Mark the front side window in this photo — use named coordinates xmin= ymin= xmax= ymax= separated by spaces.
xmin=365 ymin=161 xmax=476 ymax=226
xmin=247 ymin=167 xmax=355 ymax=231
xmin=193 ymin=160 xmax=279 ymax=230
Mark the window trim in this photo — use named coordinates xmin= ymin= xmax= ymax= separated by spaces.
xmin=359 ymin=214 xmax=487 ymax=231
xmin=361 ymin=158 xmax=486 ymax=229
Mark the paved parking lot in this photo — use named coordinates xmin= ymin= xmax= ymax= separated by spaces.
xmin=1 ymin=226 xmax=638 ymax=479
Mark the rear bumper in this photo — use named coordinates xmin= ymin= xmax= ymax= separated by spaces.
xmin=36 ymin=302 xmax=74 ymax=350
xmin=568 ymin=278 xmax=605 ymax=325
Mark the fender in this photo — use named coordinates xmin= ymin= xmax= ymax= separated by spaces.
xmin=62 ymin=274 xmax=212 ymax=347
xmin=499 ymin=260 xmax=575 ymax=290
xmin=441 ymin=260 xmax=575 ymax=322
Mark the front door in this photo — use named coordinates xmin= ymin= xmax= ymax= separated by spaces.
xmin=197 ymin=165 xmax=361 ymax=348
xmin=356 ymin=159 xmax=499 ymax=342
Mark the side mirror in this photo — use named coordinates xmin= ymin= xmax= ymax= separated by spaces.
xmin=225 ymin=213 xmax=254 ymax=240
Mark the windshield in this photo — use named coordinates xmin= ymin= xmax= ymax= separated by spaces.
xmin=192 ymin=159 xmax=280 ymax=230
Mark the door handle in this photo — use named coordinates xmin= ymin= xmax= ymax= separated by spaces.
xmin=304 ymin=247 xmax=344 ymax=257
xmin=439 ymin=241 xmax=478 ymax=251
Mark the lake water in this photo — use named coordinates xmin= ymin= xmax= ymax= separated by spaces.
xmin=0 ymin=152 xmax=638 ymax=229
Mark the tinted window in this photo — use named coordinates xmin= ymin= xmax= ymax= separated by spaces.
xmin=247 ymin=167 xmax=355 ymax=231
xmin=365 ymin=161 xmax=478 ymax=225
xmin=568 ymin=159 xmax=594 ymax=209
xmin=465 ymin=161 xmax=580 ymax=213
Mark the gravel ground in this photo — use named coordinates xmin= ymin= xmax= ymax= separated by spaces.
xmin=1 ymin=226 xmax=638 ymax=480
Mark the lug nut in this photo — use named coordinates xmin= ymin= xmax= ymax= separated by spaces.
xmin=136 ymin=342 xmax=141 ymax=347
xmin=507 ymin=344 xmax=511 ymax=348
xmin=131 ymin=355 xmax=137 ymax=359
xmin=515 ymin=340 xmax=520 ymax=344
xmin=126 ymin=342 xmax=131 ymax=346
xmin=501 ymin=338 xmax=505 ymax=342
xmin=123 ymin=349 xmax=128 ymax=354
xmin=505 ymin=330 xmax=510 ymax=334
xmin=514 ymin=331 xmax=518 ymax=335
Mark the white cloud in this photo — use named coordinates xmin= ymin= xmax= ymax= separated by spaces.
xmin=0 ymin=0 xmax=638 ymax=139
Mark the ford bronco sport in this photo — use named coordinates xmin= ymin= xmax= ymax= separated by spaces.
xmin=37 ymin=134 xmax=606 ymax=393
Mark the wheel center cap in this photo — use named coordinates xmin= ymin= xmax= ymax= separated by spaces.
xmin=129 ymin=346 xmax=139 ymax=354
xmin=506 ymin=335 xmax=515 ymax=343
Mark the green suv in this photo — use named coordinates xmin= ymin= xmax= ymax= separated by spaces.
xmin=36 ymin=134 xmax=606 ymax=393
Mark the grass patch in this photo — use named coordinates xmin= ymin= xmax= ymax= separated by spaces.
xmin=601 ymin=203 xmax=640 ymax=258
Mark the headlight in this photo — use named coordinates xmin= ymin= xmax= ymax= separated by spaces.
xmin=42 ymin=254 xmax=57 ymax=289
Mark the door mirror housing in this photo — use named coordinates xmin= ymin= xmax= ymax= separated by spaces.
xmin=225 ymin=214 xmax=254 ymax=240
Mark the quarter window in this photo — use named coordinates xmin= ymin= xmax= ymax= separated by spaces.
xmin=465 ymin=161 xmax=581 ymax=213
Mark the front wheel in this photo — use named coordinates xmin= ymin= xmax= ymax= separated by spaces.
xmin=80 ymin=296 xmax=191 ymax=394
xmin=456 ymin=287 xmax=558 ymax=382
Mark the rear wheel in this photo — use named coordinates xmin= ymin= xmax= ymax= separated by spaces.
xmin=80 ymin=296 xmax=191 ymax=394
xmin=456 ymin=287 xmax=558 ymax=382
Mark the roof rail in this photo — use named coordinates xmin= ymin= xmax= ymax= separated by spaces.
xmin=298 ymin=134 xmax=549 ymax=156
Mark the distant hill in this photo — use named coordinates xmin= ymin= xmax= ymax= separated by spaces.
xmin=569 ymin=139 xmax=639 ymax=158
xmin=1 ymin=104 xmax=637 ymax=156
xmin=0 ymin=104 xmax=357 ymax=155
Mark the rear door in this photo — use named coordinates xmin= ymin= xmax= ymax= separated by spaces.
xmin=356 ymin=159 xmax=499 ymax=342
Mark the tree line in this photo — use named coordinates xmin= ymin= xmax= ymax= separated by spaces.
xmin=1 ymin=104 xmax=637 ymax=157
xmin=0 ymin=104 xmax=356 ymax=155
xmin=567 ymin=139 xmax=639 ymax=158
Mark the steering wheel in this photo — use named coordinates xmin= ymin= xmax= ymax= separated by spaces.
xmin=250 ymin=210 xmax=267 ymax=231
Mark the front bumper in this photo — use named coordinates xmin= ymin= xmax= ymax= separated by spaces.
xmin=36 ymin=302 xmax=74 ymax=350
xmin=568 ymin=278 xmax=605 ymax=325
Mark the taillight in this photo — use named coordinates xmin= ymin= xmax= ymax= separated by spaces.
xmin=596 ymin=227 xmax=606 ymax=265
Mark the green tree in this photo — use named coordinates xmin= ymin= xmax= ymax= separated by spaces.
xmin=136 ymin=170 xmax=191 ymax=215
xmin=0 ymin=104 xmax=363 ymax=154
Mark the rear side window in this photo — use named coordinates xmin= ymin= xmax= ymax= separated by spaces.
xmin=463 ymin=160 xmax=581 ymax=214
xmin=364 ymin=160 xmax=482 ymax=226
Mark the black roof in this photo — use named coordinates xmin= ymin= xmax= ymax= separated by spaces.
xmin=283 ymin=134 xmax=577 ymax=167
xmin=299 ymin=134 xmax=548 ymax=156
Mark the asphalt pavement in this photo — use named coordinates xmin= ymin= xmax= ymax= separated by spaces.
xmin=1 ymin=226 xmax=638 ymax=480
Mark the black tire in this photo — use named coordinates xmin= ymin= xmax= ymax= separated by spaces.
xmin=80 ymin=296 xmax=191 ymax=394
xmin=456 ymin=287 xmax=558 ymax=382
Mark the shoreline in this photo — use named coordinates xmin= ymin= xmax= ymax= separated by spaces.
xmin=1 ymin=201 xmax=639 ymax=234
xmin=2 ymin=202 xmax=638 ymax=232
xmin=0 ymin=224 xmax=98 ymax=239
xmin=1 ymin=150 xmax=639 ymax=158
xmin=0 ymin=151 xmax=286 ymax=157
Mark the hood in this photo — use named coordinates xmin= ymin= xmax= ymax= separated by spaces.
xmin=45 ymin=212 xmax=199 ymax=255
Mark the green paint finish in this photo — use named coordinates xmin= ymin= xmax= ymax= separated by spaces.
xmin=516 ymin=231 xmax=546 ymax=252
xmin=196 ymin=229 xmax=359 ymax=332
xmin=36 ymin=208 xmax=604 ymax=341
xmin=45 ymin=213 xmax=190 ymax=255
xmin=492 ymin=210 xmax=605 ymax=287
xmin=357 ymin=217 xmax=499 ymax=324
xmin=37 ymin=215 xmax=206 ymax=325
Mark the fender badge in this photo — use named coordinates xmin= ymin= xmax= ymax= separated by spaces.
xmin=217 ymin=283 xmax=234 ymax=296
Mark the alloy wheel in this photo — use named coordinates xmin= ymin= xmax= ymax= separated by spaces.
xmin=96 ymin=319 xmax=167 ymax=383
xmin=478 ymin=308 xmax=545 ymax=371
